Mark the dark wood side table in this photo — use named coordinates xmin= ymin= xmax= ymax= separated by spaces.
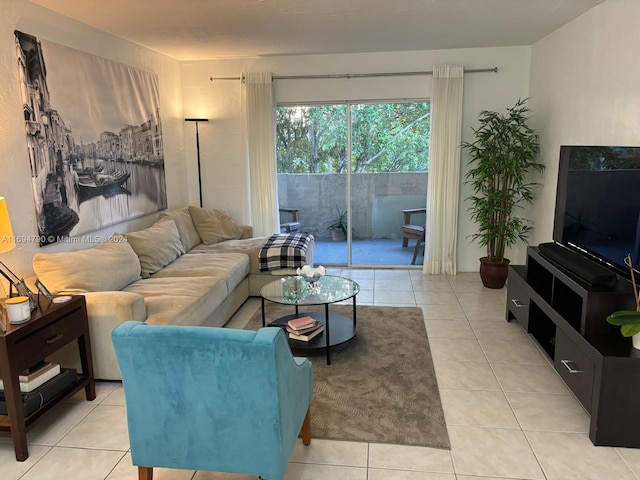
xmin=0 ymin=295 xmax=96 ymax=461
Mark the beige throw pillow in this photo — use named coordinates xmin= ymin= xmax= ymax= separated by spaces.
xmin=33 ymin=239 xmax=141 ymax=294
xmin=122 ymin=218 xmax=185 ymax=278
xmin=159 ymin=207 xmax=202 ymax=251
xmin=188 ymin=206 xmax=244 ymax=245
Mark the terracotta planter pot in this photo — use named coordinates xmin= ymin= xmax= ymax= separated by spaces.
xmin=331 ymin=229 xmax=345 ymax=241
xmin=479 ymin=257 xmax=510 ymax=289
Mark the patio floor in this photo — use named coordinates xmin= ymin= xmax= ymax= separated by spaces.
xmin=313 ymin=237 xmax=423 ymax=267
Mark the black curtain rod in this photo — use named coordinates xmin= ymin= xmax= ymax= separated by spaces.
xmin=210 ymin=67 xmax=498 ymax=82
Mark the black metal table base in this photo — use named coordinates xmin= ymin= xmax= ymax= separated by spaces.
xmin=261 ymin=297 xmax=357 ymax=365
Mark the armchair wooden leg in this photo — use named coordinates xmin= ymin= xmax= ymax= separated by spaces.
xmin=301 ymin=406 xmax=311 ymax=445
xmin=138 ymin=466 xmax=153 ymax=480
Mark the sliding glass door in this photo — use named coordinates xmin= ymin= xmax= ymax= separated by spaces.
xmin=276 ymin=104 xmax=349 ymax=264
xmin=276 ymin=100 xmax=429 ymax=267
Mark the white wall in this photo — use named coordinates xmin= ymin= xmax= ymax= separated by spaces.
xmin=181 ymin=46 xmax=532 ymax=271
xmin=0 ymin=0 xmax=185 ymax=279
xmin=529 ymin=0 xmax=640 ymax=246
xmin=0 ymin=1 xmax=536 ymax=276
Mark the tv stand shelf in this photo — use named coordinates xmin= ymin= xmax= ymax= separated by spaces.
xmin=507 ymin=246 xmax=640 ymax=447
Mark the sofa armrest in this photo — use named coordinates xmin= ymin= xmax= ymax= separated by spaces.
xmin=83 ymin=291 xmax=147 ymax=322
xmin=85 ymin=291 xmax=146 ymax=379
xmin=239 ymin=225 xmax=253 ymax=239
xmin=47 ymin=291 xmax=147 ymax=380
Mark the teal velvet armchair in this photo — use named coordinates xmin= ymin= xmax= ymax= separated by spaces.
xmin=112 ymin=321 xmax=313 ymax=480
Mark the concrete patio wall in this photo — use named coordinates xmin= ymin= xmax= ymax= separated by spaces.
xmin=278 ymin=172 xmax=427 ymax=239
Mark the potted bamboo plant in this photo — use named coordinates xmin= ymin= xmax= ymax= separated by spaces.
xmin=325 ymin=207 xmax=347 ymax=241
xmin=463 ymin=98 xmax=544 ymax=289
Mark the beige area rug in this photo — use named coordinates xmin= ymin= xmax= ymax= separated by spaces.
xmin=245 ymin=304 xmax=450 ymax=449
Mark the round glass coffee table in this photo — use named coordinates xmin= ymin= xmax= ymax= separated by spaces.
xmin=260 ymin=275 xmax=360 ymax=365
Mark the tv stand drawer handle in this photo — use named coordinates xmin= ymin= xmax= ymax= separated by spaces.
xmin=511 ymin=299 xmax=526 ymax=308
xmin=46 ymin=334 xmax=63 ymax=344
xmin=561 ymin=359 xmax=582 ymax=374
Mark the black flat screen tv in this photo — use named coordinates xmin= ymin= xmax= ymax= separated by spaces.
xmin=553 ymin=145 xmax=640 ymax=278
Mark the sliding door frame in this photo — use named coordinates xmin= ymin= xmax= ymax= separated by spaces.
xmin=276 ymin=97 xmax=429 ymax=268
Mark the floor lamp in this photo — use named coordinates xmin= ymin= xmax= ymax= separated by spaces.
xmin=184 ymin=118 xmax=209 ymax=207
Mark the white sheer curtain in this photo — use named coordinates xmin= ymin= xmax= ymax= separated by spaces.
xmin=241 ymin=72 xmax=279 ymax=236
xmin=423 ymin=65 xmax=464 ymax=274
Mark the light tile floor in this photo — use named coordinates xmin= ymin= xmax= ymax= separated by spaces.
xmin=2 ymin=269 xmax=640 ymax=479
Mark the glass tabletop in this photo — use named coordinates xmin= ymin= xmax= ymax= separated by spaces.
xmin=260 ymin=275 xmax=360 ymax=306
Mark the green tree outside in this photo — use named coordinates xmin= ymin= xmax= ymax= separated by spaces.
xmin=276 ymin=102 xmax=430 ymax=174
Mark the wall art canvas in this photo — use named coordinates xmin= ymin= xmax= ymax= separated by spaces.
xmin=15 ymin=30 xmax=167 ymax=246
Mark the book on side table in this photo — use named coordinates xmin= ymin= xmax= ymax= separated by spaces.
xmin=0 ymin=362 xmax=61 ymax=392
xmin=0 ymin=368 xmax=78 ymax=417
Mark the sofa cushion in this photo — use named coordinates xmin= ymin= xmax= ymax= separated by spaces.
xmin=33 ymin=240 xmax=141 ymax=294
xmin=123 ymin=276 xmax=228 ymax=326
xmin=153 ymin=252 xmax=250 ymax=295
xmin=188 ymin=206 xmax=244 ymax=245
xmin=189 ymin=236 xmax=270 ymax=275
xmin=159 ymin=206 xmax=202 ymax=251
xmin=120 ymin=218 xmax=185 ymax=278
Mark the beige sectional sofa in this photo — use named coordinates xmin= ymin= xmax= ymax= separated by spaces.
xmin=31 ymin=205 xmax=314 ymax=380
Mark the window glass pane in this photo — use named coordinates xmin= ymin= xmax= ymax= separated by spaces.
xmin=276 ymin=105 xmax=346 ymax=174
xmin=351 ymin=102 xmax=430 ymax=173
xmin=350 ymin=102 xmax=429 ymax=266
xmin=276 ymin=104 xmax=348 ymax=265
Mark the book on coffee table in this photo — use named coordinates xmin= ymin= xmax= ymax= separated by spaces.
xmin=289 ymin=324 xmax=324 ymax=342
xmin=286 ymin=321 xmax=320 ymax=334
xmin=287 ymin=316 xmax=317 ymax=330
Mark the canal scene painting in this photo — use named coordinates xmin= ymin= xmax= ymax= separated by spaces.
xmin=15 ymin=31 xmax=167 ymax=246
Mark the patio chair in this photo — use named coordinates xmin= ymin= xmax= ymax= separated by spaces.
xmin=411 ymin=226 xmax=426 ymax=264
xmin=280 ymin=207 xmax=301 ymax=233
xmin=401 ymin=208 xmax=426 ymax=247
xmin=112 ymin=321 xmax=313 ymax=480
xmin=400 ymin=208 xmax=426 ymax=265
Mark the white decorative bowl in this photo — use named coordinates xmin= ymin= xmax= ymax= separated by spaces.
xmin=297 ymin=265 xmax=326 ymax=285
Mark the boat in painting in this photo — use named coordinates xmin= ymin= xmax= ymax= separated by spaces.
xmin=77 ymin=169 xmax=130 ymax=193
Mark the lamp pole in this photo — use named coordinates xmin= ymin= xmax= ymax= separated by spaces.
xmin=184 ymin=118 xmax=209 ymax=207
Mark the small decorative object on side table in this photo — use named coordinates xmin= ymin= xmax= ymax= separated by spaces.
xmin=4 ymin=296 xmax=31 ymax=324
xmin=0 ymin=301 xmax=6 ymax=333
xmin=0 ymin=295 xmax=95 ymax=461
xmin=35 ymin=278 xmax=54 ymax=304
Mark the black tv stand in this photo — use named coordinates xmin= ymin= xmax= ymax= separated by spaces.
xmin=507 ymin=246 xmax=640 ymax=447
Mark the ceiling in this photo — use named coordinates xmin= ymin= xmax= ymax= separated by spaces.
xmin=30 ymin=0 xmax=605 ymax=61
